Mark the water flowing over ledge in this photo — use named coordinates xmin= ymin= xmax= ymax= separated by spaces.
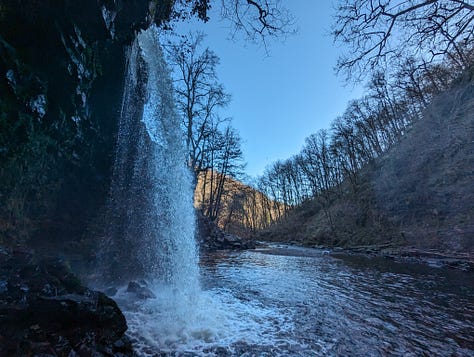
xmin=99 ymin=26 xmax=203 ymax=350
xmin=104 ymin=26 xmax=199 ymax=289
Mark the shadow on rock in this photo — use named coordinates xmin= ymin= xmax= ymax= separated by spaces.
xmin=0 ymin=247 xmax=133 ymax=356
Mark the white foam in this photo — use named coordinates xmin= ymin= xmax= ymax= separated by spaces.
xmin=116 ymin=282 xmax=297 ymax=356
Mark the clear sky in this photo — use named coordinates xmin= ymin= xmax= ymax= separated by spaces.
xmin=173 ymin=1 xmax=363 ymax=178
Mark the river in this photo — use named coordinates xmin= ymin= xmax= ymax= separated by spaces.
xmin=118 ymin=244 xmax=474 ymax=356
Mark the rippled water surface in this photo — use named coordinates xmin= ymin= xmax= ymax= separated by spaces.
xmin=119 ymin=245 xmax=474 ymax=356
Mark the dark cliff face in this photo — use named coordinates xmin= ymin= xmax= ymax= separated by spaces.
xmin=0 ymin=1 xmax=158 ymax=249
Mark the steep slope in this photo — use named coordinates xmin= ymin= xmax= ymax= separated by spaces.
xmin=373 ymin=73 xmax=474 ymax=251
xmin=258 ymin=72 xmax=474 ymax=253
xmin=195 ymin=170 xmax=285 ymax=237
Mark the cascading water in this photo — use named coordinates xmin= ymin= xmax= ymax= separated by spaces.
xmin=105 ymin=26 xmax=199 ymax=291
xmin=103 ymin=26 xmax=225 ymax=354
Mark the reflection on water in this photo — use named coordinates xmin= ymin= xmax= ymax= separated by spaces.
xmin=122 ymin=245 xmax=474 ymax=356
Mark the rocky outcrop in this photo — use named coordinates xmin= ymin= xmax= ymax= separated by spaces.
xmin=0 ymin=247 xmax=132 ymax=356
xmin=197 ymin=212 xmax=256 ymax=251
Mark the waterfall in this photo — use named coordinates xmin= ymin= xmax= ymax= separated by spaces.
xmin=104 ymin=25 xmax=199 ymax=292
xmin=102 ymin=27 xmax=224 ymax=354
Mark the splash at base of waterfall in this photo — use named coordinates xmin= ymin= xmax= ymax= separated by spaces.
xmin=113 ymin=246 xmax=474 ymax=357
xmin=115 ymin=285 xmax=226 ymax=354
xmin=113 ymin=281 xmax=294 ymax=356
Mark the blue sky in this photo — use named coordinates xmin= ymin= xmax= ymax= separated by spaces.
xmin=173 ymin=1 xmax=363 ymax=178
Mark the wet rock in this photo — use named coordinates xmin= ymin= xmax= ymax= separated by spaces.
xmin=126 ymin=281 xmax=156 ymax=299
xmin=105 ymin=286 xmax=118 ymax=297
xmin=114 ymin=335 xmax=132 ymax=351
xmin=0 ymin=247 xmax=133 ymax=356
xmin=202 ymin=231 xmax=256 ymax=251
xmin=197 ymin=213 xmax=256 ymax=251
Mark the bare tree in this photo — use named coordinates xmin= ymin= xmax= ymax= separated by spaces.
xmin=166 ymin=32 xmax=231 ymax=183
xmin=330 ymin=115 xmax=362 ymax=190
xmin=301 ymin=130 xmax=335 ymax=195
xmin=333 ymin=0 xmax=474 ymax=80
xmin=205 ymin=126 xmax=245 ymax=220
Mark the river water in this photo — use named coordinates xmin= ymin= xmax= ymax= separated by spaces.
xmin=119 ymin=244 xmax=474 ymax=356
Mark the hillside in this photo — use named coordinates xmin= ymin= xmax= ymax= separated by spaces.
xmin=257 ymin=71 xmax=474 ymax=253
xmin=194 ymin=170 xmax=285 ymax=237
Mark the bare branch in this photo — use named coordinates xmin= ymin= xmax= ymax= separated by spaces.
xmin=220 ymin=0 xmax=296 ymax=49
xmin=333 ymin=0 xmax=474 ymax=81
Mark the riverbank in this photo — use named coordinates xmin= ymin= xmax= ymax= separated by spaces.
xmin=198 ymin=213 xmax=256 ymax=251
xmin=260 ymin=240 xmax=471 ymax=273
xmin=254 ymin=240 xmax=474 ymax=272
xmin=254 ymin=73 xmax=474 ymax=257
xmin=330 ymin=244 xmax=474 ymax=272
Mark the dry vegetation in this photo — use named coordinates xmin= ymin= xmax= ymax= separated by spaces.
xmin=257 ymin=71 xmax=474 ymax=253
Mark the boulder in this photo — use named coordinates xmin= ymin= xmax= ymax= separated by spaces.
xmin=0 ymin=248 xmax=133 ymax=356
xmin=126 ymin=281 xmax=156 ymax=299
